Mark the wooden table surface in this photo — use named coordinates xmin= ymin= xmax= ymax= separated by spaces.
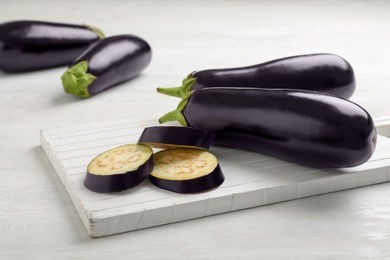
xmin=1 ymin=0 xmax=390 ymax=259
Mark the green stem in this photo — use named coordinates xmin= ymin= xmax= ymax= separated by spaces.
xmin=85 ymin=24 xmax=105 ymax=39
xmin=156 ymin=72 xmax=197 ymax=99
xmin=158 ymin=93 xmax=192 ymax=126
xmin=61 ymin=61 xmax=97 ymax=99
xmin=156 ymin=86 xmax=182 ymax=97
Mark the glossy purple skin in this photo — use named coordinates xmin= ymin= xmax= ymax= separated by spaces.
xmin=138 ymin=126 xmax=215 ymax=150
xmin=182 ymin=88 xmax=377 ymax=168
xmin=84 ymin=156 xmax=153 ymax=193
xmin=149 ymin=164 xmax=224 ymax=194
xmin=70 ymin=34 xmax=152 ymax=96
xmin=192 ymin=53 xmax=355 ymax=99
xmin=0 ymin=20 xmax=101 ymax=72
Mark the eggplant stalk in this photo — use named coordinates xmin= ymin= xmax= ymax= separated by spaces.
xmin=159 ymin=93 xmax=191 ymax=126
xmin=84 ymin=24 xmax=105 ymax=39
xmin=157 ymin=73 xmax=196 ymax=98
xmin=61 ymin=61 xmax=97 ymax=98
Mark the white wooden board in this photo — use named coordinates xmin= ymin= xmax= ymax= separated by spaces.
xmin=40 ymin=117 xmax=390 ymax=237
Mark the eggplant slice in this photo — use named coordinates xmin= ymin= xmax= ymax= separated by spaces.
xmin=138 ymin=126 xmax=215 ymax=150
xmin=85 ymin=144 xmax=153 ymax=193
xmin=150 ymin=148 xmax=224 ymax=194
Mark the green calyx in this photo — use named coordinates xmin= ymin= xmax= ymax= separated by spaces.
xmin=85 ymin=24 xmax=105 ymax=39
xmin=158 ymin=92 xmax=192 ymax=126
xmin=156 ymin=72 xmax=197 ymax=98
xmin=61 ymin=61 xmax=96 ymax=99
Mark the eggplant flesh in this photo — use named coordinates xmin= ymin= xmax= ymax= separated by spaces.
xmin=150 ymin=148 xmax=224 ymax=193
xmin=62 ymin=34 xmax=152 ymax=98
xmin=138 ymin=126 xmax=215 ymax=150
xmin=0 ymin=20 xmax=104 ymax=72
xmin=85 ymin=144 xmax=153 ymax=193
xmin=159 ymin=87 xmax=377 ymax=168
xmin=157 ymin=53 xmax=355 ymax=99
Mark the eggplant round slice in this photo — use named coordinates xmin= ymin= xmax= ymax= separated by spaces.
xmin=138 ymin=126 xmax=215 ymax=150
xmin=0 ymin=20 xmax=104 ymax=72
xmin=85 ymin=144 xmax=153 ymax=193
xmin=61 ymin=34 xmax=152 ymax=98
xmin=150 ymin=148 xmax=224 ymax=194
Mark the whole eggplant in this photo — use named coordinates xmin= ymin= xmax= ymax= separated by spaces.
xmin=159 ymin=87 xmax=376 ymax=168
xmin=0 ymin=20 xmax=104 ymax=72
xmin=157 ymin=53 xmax=356 ymax=99
xmin=62 ymin=34 xmax=152 ymax=98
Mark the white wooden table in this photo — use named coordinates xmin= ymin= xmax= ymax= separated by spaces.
xmin=1 ymin=0 xmax=390 ymax=258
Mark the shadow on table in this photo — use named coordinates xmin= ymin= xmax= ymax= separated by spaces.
xmin=51 ymin=91 xmax=87 ymax=105
xmin=0 ymin=71 xmax=17 ymax=78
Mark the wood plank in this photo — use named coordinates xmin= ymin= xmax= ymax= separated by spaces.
xmin=40 ymin=117 xmax=390 ymax=237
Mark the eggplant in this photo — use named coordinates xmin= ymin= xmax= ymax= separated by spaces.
xmin=138 ymin=126 xmax=215 ymax=150
xmin=157 ymin=53 xmax=355 ymax=99
xmin=0 ymin=20 xmax=104 ymax=72
xmin=159 ymin=87 xmax=377 ymax=168
xmin=85 ymin=144 xmax=153 ymax=193
xmin=150 ymin=148 xmax=224 ymax=194
xmin=62 ymin=34 xmax=152 ymax=98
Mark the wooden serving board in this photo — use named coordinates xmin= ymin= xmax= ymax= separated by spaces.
xmin=40 ymin=116 xmax=390 ymax=237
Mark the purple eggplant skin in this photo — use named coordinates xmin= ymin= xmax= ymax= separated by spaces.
xmin=138 ymin=126 xmax=215 ymax=150
xmin=157 ymin=53 xmax=356 ymax=99
xmin=62 ymin=34 xmax=152 ymax=98
xmin=159 ymin=87 xmax=377 ymax=168
xmin=0 ymin=20 xmax=104 ymax=72
xmin=149 ymin=164 xmax=224 ymax=194
xmin=84 ymin=156 xmax=153 ymax=193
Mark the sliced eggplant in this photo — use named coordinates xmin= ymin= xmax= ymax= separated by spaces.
xmin=85 ymin=144 xmax=153 ymax=193
xmin=150 ymin=148 xmax=224 ymax=194
xmin=138 ymin=126 xmax=215 ymax=150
